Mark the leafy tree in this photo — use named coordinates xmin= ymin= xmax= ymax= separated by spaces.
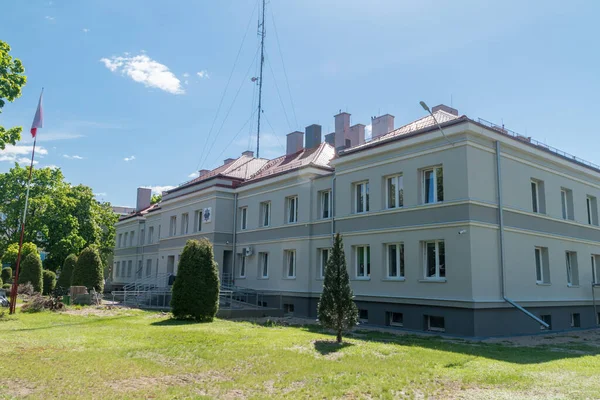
xmin=19 ymin=252 xmax=43 ymax=293
xmin=317 ymin=233 xmax=358 ymax=343
xmin=56 ymin=254 xmax=77 ymax=289
xmin=171 ymin=239 xmax=220 ymax=322
xmin=42 ymin=270 xmax=56 ymax=295
xmin=0 ymin=40 xmax=27 ymax=149
xmin=2 ymin=242 xmax=38 ymax=269
xmin=71 ymin=247 xmax=104 ymax=292
xmin=1 ymin=267 xmax=11 ymax=283
xmin=0 ymin=276 xmax=2 ymax=287
xmin=151 ymin=193 xmax=162 ymax=204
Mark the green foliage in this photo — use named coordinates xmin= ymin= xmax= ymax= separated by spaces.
xmin=71 ymin=247 xmax=104 ymax=292
xmin=317 ymin=233 xmax=358 ymax=343
xmin=0 ymin=276 xmax=2 ymax=287
xmin=151 ymin=193 xmax=162 ymax=204
xmin=42 ymin=270 xmax=56 ymax=295
xmin=171 ymin=239 xmax=220 ymax=322
xmin=0 ymin=40 xmax=27 ymax=150
xmin=1 ymin=267 xmax=11 ymax=283
xmin=2 ymin=242 xmax=37 ymax=269
xmin=0 ymin=165 xmax=118 ymax=271
xmin=56 ymin=254 xmax=77 ymax=289
xmin=19 ymin=252 xmax=43 ymax=293
xmin=1 ymin=283 xmax=10 ymax=290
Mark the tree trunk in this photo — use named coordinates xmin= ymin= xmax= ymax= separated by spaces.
xmin=336 ymin=330 xmax=342 ymax=343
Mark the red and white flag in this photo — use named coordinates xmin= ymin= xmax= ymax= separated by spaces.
xmin=30 ymin=90 xmax=44 ymax=138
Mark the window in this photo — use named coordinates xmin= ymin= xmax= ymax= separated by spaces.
xmin=166 ymin=256 xmax=175 ymax=275
xmin=319 ymin=248 xmax=330 ymax=279
xmin=193 ymin=210 xmax=202 ymax=232
xmin=140 ymin=229 xmax=145 ymax=245
xmin=386 ymin=174 xmax=404 ymax=209
xmin=355 ymin=245 xmax=371 ymax=278
xmin=260 ymin=202 xmax=271 ymax=227
xmin=127 ymin=260 xmax=132 ymax=278
xmin=130 ymin=231 xmax=135 ymax=247
xmin=240 ymin=207 xmax=248 ymax=230
xmin=354 ymin=181 xmax=369 ymax=213
xmin=534 ymin=247 xmax=550 ymax=284
xmin=593 ymin=255 xmax=600 ymax=284
xmin=359 ymin=309 xmax=369 ymax=323
xmin=565 ymin=251 xmax=579 ymax=286
xmin=571 ymin=313 xmax=581 ymax=328
xmin=426 ymin=315 xmax=445 ymax=332
xmin=284 ymin=250 xmax=296 ymax=278
xmin=319 ymin=190 xmax=331 ymax=219
xmin=386 ymin=243 xmax=405 ymax=278
xmin=587 ymin=195 xmax=599 ymax=225
xmin=423 ymin=167 xmax=443 ymax=204
xmin=387 ymin=312 xmax=403 ymax=327
xmin=238 ymin=255 xmax=246 ymax=278
xmin=424 ymin=240 xmax=445 ymax=279
xmin=123 ymin=232 xmax=128 ymax=247
xmin=530 ymin=179 xmax=546 ymax=213
xmin=136 ymin=260 xmax=142 ymax=279
xmin=115 ymin=261 xmax=120 ymax=278
xmin=284 ymin=303 xmax=295 ymax=313
xmin=169 ymin=216 xmax=177 ymax=237
xmin=181 ymin=213 xmax=189 ymax=235
xmin=560 ymin=188 xmax=574 ymax=220
xmin=259 ymin=252 xmax=269 ymax=278
xmin=286 ymin=196 xmax=298 ymax=223
xmin=148 ymin=226 xmax=154 ymax=244
xmin=117 ymin=233 xmax=122 ymax=248
xmin=540 ymin=314 xmax=552 ymax=330
xmin=146 ymin=259 xmax=152 ymax=278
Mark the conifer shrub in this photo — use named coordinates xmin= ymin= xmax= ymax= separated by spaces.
xmin=71 ymin=247 xmax=104 ymax=292
xmin=19 ymin=253 xmax=43 ymax=293
xmin=56 ymin=254 xmax=77 ymax=290
xmin=42 ymin=270 xmax=57 ymax=295
xmin=1 ymin=268 xmax=11 ymax=284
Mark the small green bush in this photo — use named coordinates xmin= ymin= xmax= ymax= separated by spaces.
xmin=56 ymin=254 xmax=77 ymax=289
xmin=171 ymin=239 xmax=220 ymax=322
xmin=0 ymin=276 xmax=2 ymax=287
xmin=71 ymin=247 xmax=104 ymax=292
xmin=1 ymin=268 xmax=11 ymax=283
xmin=19 ymin=253 xmax=43 ymax=293
xmin=42 ymin=270 xmax=57 ymax=295
xmin=2 ymin=283 xmax=11 ymax=290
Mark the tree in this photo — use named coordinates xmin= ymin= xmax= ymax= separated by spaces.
xmin=171 ymin=239 xmax=220 ymax=322
xmin=71 ymin=247 xmax=104 ymax=292
xmin=19 ymin=252 xmax=43 ymax=293
xmin=1 ymin=267 xmax=11 ymax=283
xmin=2 ymin=242 xmax=38 ymax=270
xmin=42 ymin=270 xmax=56 ymax=295
xmin=0 ymin=40 xmax=27 ymax=150
xmin=317 ymin=233 xmax=358 ymax=343
xmin=56 ymin=254 xmax=77 ymax=289
xmin=151 ymin=193 xmax=162 ymax=204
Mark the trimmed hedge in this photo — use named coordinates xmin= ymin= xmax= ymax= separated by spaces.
xmin=171 ymin=239 xmax=220 ymax=322
xmin=42 ymin=270 xmax=57 ymax=295
xmin=19 ymin=253 xmax=43 ymax=293
xmin=1 ymin=268 xmax=11 ymax=284
xmin=71 ymin=247 xmax=104 ymax=292
xmin=2 ymin=283 xmax=10 ymax=290
xmin=57 ymin=254 xmax=77 ymax=289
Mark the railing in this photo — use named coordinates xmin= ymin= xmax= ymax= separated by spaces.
xmin=477 ymin=118 xmax=600 ymax=172
xmin=122 ymin=272 xmax=171 ymax=292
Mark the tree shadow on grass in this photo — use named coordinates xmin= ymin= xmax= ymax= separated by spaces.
xmin=150 ymin=318 xmax=214 ymax=326
xmin=313 ymin=340 xmax=354 ymax=356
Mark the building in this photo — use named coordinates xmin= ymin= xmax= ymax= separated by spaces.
xmin=113 ymin=105 xmax=600 ymax=337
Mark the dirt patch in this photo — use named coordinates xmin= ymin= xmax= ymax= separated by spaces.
xmin=106 ymin=371 xmax=230 ymax=393
xmin=482 ymin=329 xmax=600 ymax=347
xmin=61 ymin=305 xmax=133 ymax=317
xmin=0 ymin=379 xmax=36 ymax=398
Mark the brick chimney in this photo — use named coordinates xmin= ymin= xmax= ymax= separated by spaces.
xmin=198 ymin=169 xmax=210 ymax=177
xmin=242 ymin=150 xmax=254 ymax=157
xmin=371 ymin=114 xmax=395 ymax=139
xmin=334 ymin=112 xmax=350 ymax=149
xmin=348 ymin=124 xmax=365 ymax=147
xmin=305 ymin=124 xmax=322 ymax=149
xmin=286 ymin=131 xmax=304 ymax=155
xmin=432 ymin=104 xmax=458 ymax=116
xmin=223 ymin=158 xmax=235 ymax=165
xmin=136 ymin=187 xmax=152 ymax=211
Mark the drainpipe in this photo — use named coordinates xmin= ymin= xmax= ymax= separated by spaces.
xmin=496 ymin=140 xmax=549 ymax=328
xmin=231 ymin=193 xmax=238 ymax=287
xmin=331 ymin=173 xmax=336 ymax=245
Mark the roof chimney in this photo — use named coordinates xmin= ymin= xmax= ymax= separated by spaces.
xmin=334 ymin=112 xmax=350 ymax=149
xmin=286 ymin=131 xmax=304 ymax=155
xmin=431 ymin=104 xmax=458 ymax=116
xmin=224 ymin=158 xmax=236 ymax=165
xmin=136 ymin=187 xmax=152 ymax=211
xmin=324 ymin=133 xmax=335 ymax=146
xmin=198 ymin=169 xmax=210 ymax=177
xmin=242 ymin=150 xmax=254 ymax=157
xmin=305 ymin=124 xmax=322 ymax=149
xmin=371 ymin=114 xmax=395 ymax=139
xmin=348 ymin=124 xmax=365 ymax=147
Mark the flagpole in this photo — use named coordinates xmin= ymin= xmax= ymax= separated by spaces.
xmin=9 ymin=88 xmax=43 ymax=315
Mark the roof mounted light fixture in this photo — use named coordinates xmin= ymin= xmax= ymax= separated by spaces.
xmin=419 ymin=100 xmax=453 ymax=146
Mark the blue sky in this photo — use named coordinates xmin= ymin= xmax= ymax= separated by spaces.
xmin=1 ymin=0 xmax=599 ymax=207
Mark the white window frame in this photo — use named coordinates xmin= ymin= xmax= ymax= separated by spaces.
xmin=426 ymin=315 xmax=445 ymax=332
xmin=386 ymin=243 xmax=405 ymax=279
xmin=259 ymin=252 xmax=269 ymax=278
xmin=286 ymin=196 xmax=298 ymax=224
xmin=593 ymin=255 xmax=600 ymax=285
xmin=320 ymin=190 xmax=332 ymax=219
xmin=169 ymin=216 xmax=177 ymax=237
xmin=389 ymin=312 xmax=403 ymax=327
xmin=260 ymin=201 xmax=271 ymax=227
xmin=145 ymin=259 xmax=152 ymax=278
xmin=354 ymin=181 xmax=369 ymax=213
xmin=587 ymin=195 xmax=598 ymax=225
xmin=386 ymin=174 xmax=404 ymax=209
xmin=422 ymin=167 xmax=443 ymax=204
xmin=531 ymin=180 xmax=540 ymax=213
xmin=140 ymin=229 xmax=145 ymax=246
xmin=238 ymin=255 xmax=246 ymax=278
xmin=123 ymin=232 xmax=128 ymax=247
xmin=355 ymin=245 xmax=371 ymax=279
xmin=117 ymin=233 xmax=122 ymax=248
xmin=181 ymin=213 xmax=189 ymax=235
xmin=319 ymin=248 xmax=331 ymax=279
xmin=127 ymin=260 xmax=133 ymax=278
xmin=240 ymin=207 xmax=248 ymax=230
xmin=285 ymin=250 xmax=296 ymax=278
xmin=423 ymin=240 xmax=445 ymax=280
xmin=148 ymin=226 xmax=154 ymax=244
xmin=561 ymin=189 xmax=568 ymax=220
xmin=535 ymin=247 xmax=545 ymax=284
xmin=130 ymin=231 xmax=135 ymax=247
xmin=194 ymin=210 xmax=202 ymax=232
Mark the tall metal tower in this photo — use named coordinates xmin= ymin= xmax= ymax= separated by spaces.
xmin=256 ymin=0 xmax=266 ymax=158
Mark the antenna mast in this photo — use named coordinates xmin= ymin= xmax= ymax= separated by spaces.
xmin=256 ymin=0 xmax=266 ymax=158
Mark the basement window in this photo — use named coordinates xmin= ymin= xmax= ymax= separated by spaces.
xmin=387 ymin=312 xmax=403 ymax=327
xmin=425 ymin=315 xmax=445 ymax=332
xmin=540 ymin=314 xmax=552 ymax=330
xmin=571 ymin=313 xmax=581 ymax=328
xmin=359 ymin=309 xmax=369 ymax=323
xmin=284 ymin=303 xmax=295 ymax=313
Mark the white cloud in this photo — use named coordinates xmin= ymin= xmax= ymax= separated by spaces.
xmin=365 ymin=124 xmax=372 ymax=141
xmin=124 ymin=155 xmax=136 ymax=162
xmin=183 ymin=72 xmax=190 ymax=78
xmin=100 ymin=54 xmax=184 ymax=95
xmin=94 ymin=192 xmax=107 ymax=197
xmin=196 ymin=70 xmax=209 ymax=79
xmin=17 ymin=158 xmax=38 ymax=166
xmin=188 ymin=171 xmax=199 ymax=178
xmin=184 ymin=80 xmax=189 ymax=85
xmin=21 ymin=131 xmax=83 ymax=144
xmin=0 ymin=145 xmax=48 ymax=164
xmin=45 ymin=16 xmax=55 ymax=21
xmin=63 ymin=154 xmax=84 ymax=160
xmin=141 ymin=185 xmax=175 ymax=194
xmin=83 ymin=28 xmax=90 ymax=33
xmin=41 ymin=165 xmax=59 ymax=170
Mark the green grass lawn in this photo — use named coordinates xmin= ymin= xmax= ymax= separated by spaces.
xmin=1 ymin=308 xmax=599 ymax=399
